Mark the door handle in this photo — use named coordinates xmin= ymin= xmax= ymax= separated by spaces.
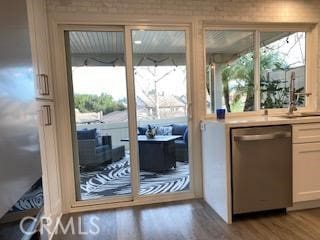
xmin=234 ymin=132 xmax=291 ymax=141
xmin=41 ymin=105 xmax=52 ymax=126
xmin=37 ymin=74 xmax=50 ymax=96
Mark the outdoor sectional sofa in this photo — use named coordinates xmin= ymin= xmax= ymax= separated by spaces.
xmin=77 ymin=128 xmax=125 ymax=168
xmin=138 ymin=124 xmax=189 ymax=162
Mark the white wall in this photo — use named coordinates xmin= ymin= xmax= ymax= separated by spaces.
xmin=46 ymin=0 xmax=320 ymax=115
xmin=44 ymin=0 xmax=320 ymax=212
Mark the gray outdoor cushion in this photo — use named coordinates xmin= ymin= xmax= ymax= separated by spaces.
xmin=171 ymin=124 xmax=187 ymax=135
xmin=77 ymin=128 xmax=97 ymax=140
xmin=156 ymin=126 xmax=173 ymax=135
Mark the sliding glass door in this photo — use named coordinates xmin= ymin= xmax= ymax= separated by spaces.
xmin=131 ymin=30 xmax=190 ymax=196
xmin=65 ymin=30 xmax=132 ymax=201
xmin=64 ymin=26 xmax=192 ymax=203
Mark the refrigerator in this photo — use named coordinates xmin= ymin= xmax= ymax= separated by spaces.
xmin=0 ymin=0 xmax=42 ymax=218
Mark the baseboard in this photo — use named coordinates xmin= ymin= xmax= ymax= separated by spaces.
xmin=287 ymin=199 xmax=320 ymax=211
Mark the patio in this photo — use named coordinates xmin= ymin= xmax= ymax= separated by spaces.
xmin=75 ymin=117 xmax=190 ymax=200
xmin=80 ymin=154 xmax=190 ymax=200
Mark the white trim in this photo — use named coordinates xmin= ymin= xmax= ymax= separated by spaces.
xmin=203 ymin=24 xmax=318 ymax=119
xmin=50 ymin=22 xmax=76 ymax=213
xmin=192 ymin=17 xmax=204 ymax=197
xmin=58 ymin=25 xmax=124 ymax=32
xmin=185 ymin=26 xmax=196 ymax=195
xmin=48 ymin=12 xmax=194 ymax=26
xmin=72 ymin=195 xmax=132 ymax=208
xmin=254 ymin=30 xmax=260 ymax=111
xmin=69 ymin=192 xmax=195 ymax=213
xmin=121 ymin=25 xmax=195 ymax=200
xmin=306 ymin=26 xmax=319 ymax=111
xmin=203 ymin=23 xmax=316 ymax=31
xmin=48 ymin=14 xmax=198 ymax=212
xmin=124 ymin=26 xmax=140 ymax=200
xmin=288 ymin=199 xmax=320 ymax=211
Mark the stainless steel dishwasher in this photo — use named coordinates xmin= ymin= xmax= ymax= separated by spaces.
xmin=231 ymin=125 xmax=292 ymax=214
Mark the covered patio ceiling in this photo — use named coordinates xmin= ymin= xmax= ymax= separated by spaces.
xmin=69 ymin=30 xmax=186 ymax=55
xmin=205 ymin=31 xmax=290 ymax=54
xmin=68 ymin=30 xmax=292 ymax=66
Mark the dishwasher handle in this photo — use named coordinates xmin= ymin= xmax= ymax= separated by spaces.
xmin=234 ymin=131 xmax=291 ymax=142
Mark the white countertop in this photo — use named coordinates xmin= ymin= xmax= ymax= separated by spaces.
xmin=204 ymin=115 xmax=320 ymax=128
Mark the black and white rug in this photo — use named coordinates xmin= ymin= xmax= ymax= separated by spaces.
xmin=80 ymin=157 xmax=190 ymax=200
xmin=8 ymin=157 xmax=190 ymax=213
xmin=9 ymin=179 xmax=43 ymax=213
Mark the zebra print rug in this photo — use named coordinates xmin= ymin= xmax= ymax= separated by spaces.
xmin=9 ymin=179 xmax=43 ymax=213
xmin=9 ymin=157 xmax=190 ymax=212
xmin=80 ymin=156 xmax=190 ymax=200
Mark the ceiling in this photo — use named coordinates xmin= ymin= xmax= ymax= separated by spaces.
xmin=68 ymin=30 xmax=292 ymax=65
xmin=69 ymin=30 xmax=186 ymax=55
xmin=206 ymin=31 xmax=254 ymax=54
xmin=205 ymin=31 xmax=290 ymax=54
xmin=69 ymin=31 xmax=125 ymax=55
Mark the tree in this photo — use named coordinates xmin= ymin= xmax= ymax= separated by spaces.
xmin=231 ymin=52 xmax=255 ymax=111
xmin=221 ymin=51 xmax=290 ymax=112
xmin=221 ymin=65 xmax=232 ymax=112
xmin=74 ymin=93 xmax=126 ymax=114
xmin=135 ymin=66 xmax=177 ymax=119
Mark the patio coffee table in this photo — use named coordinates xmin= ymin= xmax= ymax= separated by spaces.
xmin=122 ymin=135 xmax=181 ymax=172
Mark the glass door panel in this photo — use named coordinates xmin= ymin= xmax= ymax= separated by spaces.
xmin=131 ymin=30 xmax=190 ymax=196
xmin=65 ymin=31 xmax=132 ymax=201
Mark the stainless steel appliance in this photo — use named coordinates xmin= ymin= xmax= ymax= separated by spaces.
xmin=0 ymin=0 xmax=41 ymax=218
xmin=231 ymin=125 xmax=292 ymax=214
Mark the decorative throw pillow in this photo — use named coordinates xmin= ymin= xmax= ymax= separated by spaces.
xmin=138 ymin=127 xmax=147 ymax=135
xmin=156 ymin=126 xmax=173 ymax=136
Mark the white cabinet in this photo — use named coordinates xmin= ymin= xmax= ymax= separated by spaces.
xmin=27 ymin=0 xmax=62 ymax=230
xmin=27 ymin=0 xmax=54 ymax=100
xmin=293 ymin=124 xmax=320 ymax=202
xmin=37 ymin=102 xmax=62 ymax=221
xmin=201 ymin=121 xmax=232 ymax=223
xmin=292 ymin=123 xmax=320 ymax=144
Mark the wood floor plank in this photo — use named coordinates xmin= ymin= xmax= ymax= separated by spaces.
xmin=52 ymin=200 xmax=320 ymax=240
xmin=116 ymin=208 xmax=142 ymax=240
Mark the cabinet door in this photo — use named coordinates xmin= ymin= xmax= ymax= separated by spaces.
xmin=293 ymin=142 xmax=320 ymax=202
xmin=27 ymin=0 xmax=54 ymax=100
xmin=38 ymin=102 xmax=61 ymax=218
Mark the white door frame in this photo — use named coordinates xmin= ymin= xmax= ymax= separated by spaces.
xmin=50 ymin=19 xmax=196 ymax=213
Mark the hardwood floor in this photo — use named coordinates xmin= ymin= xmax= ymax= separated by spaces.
xmin=53 ymin=200 xmax=320 ymax=240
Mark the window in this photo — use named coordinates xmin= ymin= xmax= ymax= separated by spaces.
xmin=260 ymin=32 xmax=306 ymax=109
xmin=205 ymin=29 xmax=307 ymax=114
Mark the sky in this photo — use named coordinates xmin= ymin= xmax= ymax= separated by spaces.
xmin=264 ymin=32 xmax=305 ymax=67
xmin=71 ymin=66 xmax=187 ymax=100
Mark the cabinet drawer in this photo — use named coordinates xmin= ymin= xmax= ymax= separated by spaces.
xmin=292 ymin=123 xmax=320 ymax=143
